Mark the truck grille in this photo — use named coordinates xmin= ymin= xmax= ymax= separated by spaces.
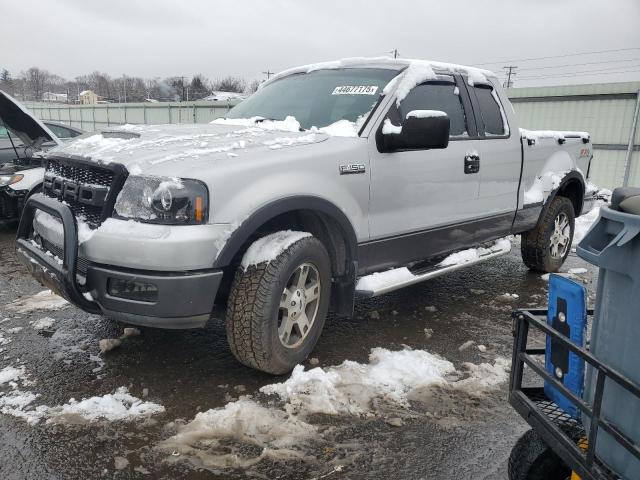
xmin=43 ymin=157 xmax=127 ymax=228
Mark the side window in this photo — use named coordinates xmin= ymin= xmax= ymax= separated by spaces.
xmin=398 ymin=81 xmax=467 ymax=136
xmin=0 ymin=126 xmax=8 ymax=139
xmin=473 ymin=85 xmax=506 ymax=136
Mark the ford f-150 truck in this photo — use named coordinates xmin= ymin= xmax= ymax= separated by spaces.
xmin=14 ymin=58 xmax=597 ymax=374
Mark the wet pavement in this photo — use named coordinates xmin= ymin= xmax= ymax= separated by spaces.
xmin=0 ymin=221 xmax=599 ymax=480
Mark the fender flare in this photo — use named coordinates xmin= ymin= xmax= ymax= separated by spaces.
xmin=214 ymin=195 xmax=359 ymax=268
xmin=541 ymin=170 xmax=586 ymax=219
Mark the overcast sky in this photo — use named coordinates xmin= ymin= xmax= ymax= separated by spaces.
xmin=4 ymin=0 xmax=640 ymax=87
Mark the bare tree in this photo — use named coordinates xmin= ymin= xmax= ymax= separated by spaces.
xmin=21 ymin=67 xmax=51 ymax=101
xmin=246 ymin=79 xmax=262 ymax=94
xmin=211 ymin=76 xmax=246 ymax=93
xmin=189 ymin=74 xmax=210 ymax=100
xmin=0 ymin=69 xmax=14 ymax=95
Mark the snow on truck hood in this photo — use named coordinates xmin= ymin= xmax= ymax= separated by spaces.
xmin=47 ymin=116 xmax=358 ymax=175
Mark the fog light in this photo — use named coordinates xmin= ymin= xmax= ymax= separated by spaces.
xmin=107 ymin=278 xmax=158 ymax=302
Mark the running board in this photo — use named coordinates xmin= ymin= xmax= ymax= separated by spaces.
xmin=355 ymin=240 xmax=512 ymax=298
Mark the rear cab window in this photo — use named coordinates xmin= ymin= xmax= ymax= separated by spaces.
xmin=472 ymin=84 xmax=509 ymax=137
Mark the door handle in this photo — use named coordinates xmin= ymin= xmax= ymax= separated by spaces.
xmin=464 ymin=154 xmax=480 ymax=174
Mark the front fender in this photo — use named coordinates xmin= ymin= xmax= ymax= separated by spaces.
xmin=214 ymin=195 xmax=358 ymax=268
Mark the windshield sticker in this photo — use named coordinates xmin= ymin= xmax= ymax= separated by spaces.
xmin=331 ymin=85 xmax=379 ymax=95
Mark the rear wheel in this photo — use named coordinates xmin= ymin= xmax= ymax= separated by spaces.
xmin=521 ymin=196 xmax=575 ymax=273
xmin=508 ymin=429 xmax=572 ymax=480
xmin=225 ymin=233 xmax=331 ymax=374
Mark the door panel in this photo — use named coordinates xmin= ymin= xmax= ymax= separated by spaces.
xmin=368 ymin=138 xmax=482 ymax=240
xmin=368 ymin=78 xmax=483 ymax=244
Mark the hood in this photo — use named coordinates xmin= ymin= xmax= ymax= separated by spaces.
xmin=0 ymin=90 xmax=60 ymax=150
xmin=49 ymin=119 xmax=351 ymax=177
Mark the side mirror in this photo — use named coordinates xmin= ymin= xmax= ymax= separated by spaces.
xmin=379 ymin=110 xmax=450 ymax=152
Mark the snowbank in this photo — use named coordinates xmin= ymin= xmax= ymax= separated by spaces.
xmin=6 ymin=290 xmax=68 ymax=314
xmin=159 ymin=347 xmax=510 ymax=469
xmin=48 ymin=387 xmax=165 ymax=423
xmin=573 ymin=203 xmax=602 ymax=245
xmin=261 ymin=347 xmax=455 ymax=415
xmin=241 ymin=231 xmax=311 ymax=269
xmin=0 ymin=386 xmax=164 ymax=425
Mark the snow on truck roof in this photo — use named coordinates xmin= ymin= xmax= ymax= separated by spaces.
xmin=261 ymin=57 xmax=498 ymax=90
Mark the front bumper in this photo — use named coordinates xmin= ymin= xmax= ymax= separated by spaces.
xmin=16 ymin=194 xmax=222 ymax=329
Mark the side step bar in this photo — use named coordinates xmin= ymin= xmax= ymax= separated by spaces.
xmin=355 ymin=240 xmax=512 ymax=298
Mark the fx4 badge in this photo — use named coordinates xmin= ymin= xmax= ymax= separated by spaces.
xmin=339 ymin=164 xmax=366 ymax=175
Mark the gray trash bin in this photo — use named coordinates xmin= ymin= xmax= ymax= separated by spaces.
xmin=577 ymin=188 xmax=640 ymax=480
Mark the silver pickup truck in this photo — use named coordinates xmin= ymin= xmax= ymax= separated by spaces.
xmin=15 ymin=58 xmax=596 ymax=374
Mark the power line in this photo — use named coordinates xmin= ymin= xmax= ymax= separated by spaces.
xmin=514 ymin=67 xmax=640 ymax=82
xmin=515 ymin=57 xmax=640 ymax=72
xmin=516 ymin=64 xmax=640 ymax=80
xmin=475 ymin=47 xmax=640 ymax=66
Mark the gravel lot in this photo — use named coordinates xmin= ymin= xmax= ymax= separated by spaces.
xmin=0 ymin=222 xmax=599 ymax=480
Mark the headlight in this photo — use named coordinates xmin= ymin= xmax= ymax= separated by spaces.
xmin=0 ymin=174 xmax=24 ymax=187
xmin=114 ymin=175 xmax=208 ymax=225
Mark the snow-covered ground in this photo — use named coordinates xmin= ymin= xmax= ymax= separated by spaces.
xmin=159 ymin=347 xmax=510 ymax=469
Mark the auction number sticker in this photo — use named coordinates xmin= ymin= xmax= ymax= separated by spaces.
xmin=331 ymin=85 xmax=379 ymax=95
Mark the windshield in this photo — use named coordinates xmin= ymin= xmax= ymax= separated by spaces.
xmin=226 ymin=68 xmax=399 ymax=131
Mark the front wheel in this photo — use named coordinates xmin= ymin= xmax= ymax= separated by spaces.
xmin=521 ymin=196 xmax=575 ymax=273
xmin=225 ymin=233 xmax=331 ymax=374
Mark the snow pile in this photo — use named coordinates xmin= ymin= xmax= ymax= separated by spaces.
xmin=438 ymin=237 xmax=512 ymax=267
xmin=262 ymin=347 xmax=455 ymax=415
xmin=159 ymin=347 xmax=509 ymax=469
xmin=0 ymin=365 xmax=28 ymax=386
xmin=6 ymin=290 xmax=68 ymax=314
xmin=30 ymin=317 xmax=56 ymax=332
xmin=160 ymin=398 xmax=317 ymax=469
xmin=263 ymin=133 xmax=318 ymax=150
xmin=317 ymin=119 xmax=359 ymax=137
xmin=48 ymin=387 xmax=165 ymax=423
xmin=385 ymin=62 xmax=438 ymax=104
xmin=56 ymin=133 xmax=131 ymax=162
xmin=212 ymin=115 xmax=302 ymax=132
xmin=356 ymin=267 xmax=414 ymax=292
xmin=241 ymin=231 xmax=311 ymax=269
xmin=0 ymin=386 xmax=164 ymax=425
xmin=523 ymin=171 xmax=569 ymax=205
xmin=0 ymin=390 xmax=46 ymax=425
xmin=573 ymin=203 xmax=602 ymax=245
xmin=452 ymin=357 xmax=511 ymax=395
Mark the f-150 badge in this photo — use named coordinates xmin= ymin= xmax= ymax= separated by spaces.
xmin=339 ymin=164 xmax=366 ymax=175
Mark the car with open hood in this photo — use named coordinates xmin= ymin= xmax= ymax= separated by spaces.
xmin=14 ymin=58 xmax=597 ymax=374
xmin=0 ymin=91 xmax=83 ymax=221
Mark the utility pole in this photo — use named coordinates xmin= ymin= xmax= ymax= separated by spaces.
xmin=391 ymin=49 xmax=399 ymax=59
xmin=503 ymin=66 xmax=517 ymax=88
xmin=179 ymin=76 xmax=187 ymax=101
xmin=262 ymin=70 xmax=274 ymax=80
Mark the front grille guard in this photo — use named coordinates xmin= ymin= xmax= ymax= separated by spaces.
xmin=510 ymin=309 xmax=640 ymax=480
xmin=42 ymin=156 xmax=129 ymax=228
xmin=15 ymin=193 xmax=101 ymax=314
